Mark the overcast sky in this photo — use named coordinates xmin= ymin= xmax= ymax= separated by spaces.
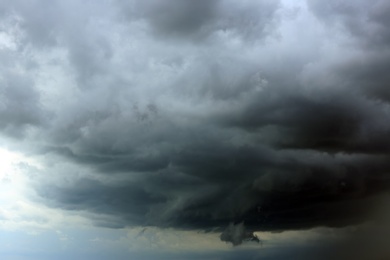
xmin=0 ymin=0 xmax=390 ymax=259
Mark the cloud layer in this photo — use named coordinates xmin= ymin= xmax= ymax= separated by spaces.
xmin=1 ymin=0 xmax=390 ymax=248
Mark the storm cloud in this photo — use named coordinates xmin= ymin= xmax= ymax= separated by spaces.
xmin=1 ymin=0 xmax=390 ymax=251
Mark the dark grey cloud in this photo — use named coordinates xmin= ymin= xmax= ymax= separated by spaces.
xmin=308 ymin=0 xmax=390 ymax=48
xmin=130 ymin=0 xmax=218 ymax=36
xmin=1 ymin=0 xmax=390 ymax=253
xmin=38 ymin=178 xmax=166 ymax=227
xmin=117 ymin=0 xmax=280 ymax=41
xmin=222 ymin=86 xmax=390 ymax=153
xmin=39 ymin=133 xmax=390 ymax=232
xmin=308 ymin=0 xmax=390 ymax=102
xmin=31 ymin=0 xmax=390 ymax=236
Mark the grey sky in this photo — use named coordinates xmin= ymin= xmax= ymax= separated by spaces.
xmin=0 ymin=0 xmax=389 ymax=258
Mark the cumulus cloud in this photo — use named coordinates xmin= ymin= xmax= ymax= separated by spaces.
xmin=1 ymin=0 xmax=390 ymax=254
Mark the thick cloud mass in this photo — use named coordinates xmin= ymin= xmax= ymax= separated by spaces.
xmin=1 ymin=0 xmax=390 ymax=246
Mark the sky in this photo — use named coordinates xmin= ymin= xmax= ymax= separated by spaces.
xmin=0 ymin=0 xmax=390 ymax=259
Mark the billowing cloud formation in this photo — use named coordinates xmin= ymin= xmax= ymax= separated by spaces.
xmin=1 ymin=0 xmax=390 ymax=248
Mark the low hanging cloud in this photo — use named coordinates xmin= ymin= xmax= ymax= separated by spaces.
xmin=220 ymin=222 xmax=260 ymax=246
xmin=1 ymin=0 xmax=390 ymax=249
